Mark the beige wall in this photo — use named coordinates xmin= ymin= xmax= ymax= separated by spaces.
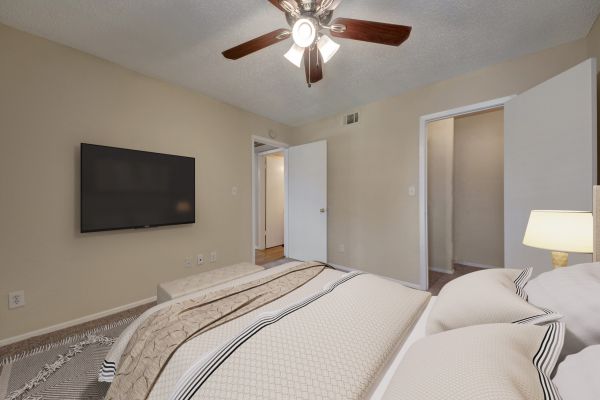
xmin=453 ymin=109 xmax=504 ymax=268
xmin=0 ymin=24 xmax=292 ymax=341
xmin=290 ymin=38 xmax=590 ymax=284
xmin=427 ymin=118 xmax=454 ymax=273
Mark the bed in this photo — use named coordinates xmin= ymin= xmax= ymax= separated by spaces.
xmin=98 ymin=187 xmax=600 ymax=400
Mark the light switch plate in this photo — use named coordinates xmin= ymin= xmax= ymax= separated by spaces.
xmin=8 ymin=290 xmax=25 ymax=309
xmin=210 ymin=251 xmax=217 ymax=263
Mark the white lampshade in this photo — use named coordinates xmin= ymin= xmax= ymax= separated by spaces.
xmin=523 ymin=210 xmax=593 ymax=253
xmin=284 ymin=44 xmax=304 ymax=68
xmin=317 ymin=35 xmax=340 ymax=63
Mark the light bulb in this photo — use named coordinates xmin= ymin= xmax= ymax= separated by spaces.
xmin=292 ymin=18 xmax=317 ymax=48
xmin=317 ymin=35 xmax=340 ymax=63
xmin=284 ymin=44 xmax=304 ymax=68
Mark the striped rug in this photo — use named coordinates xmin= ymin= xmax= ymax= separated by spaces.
xmin=0 ymin=317 xmax=135 ymax=400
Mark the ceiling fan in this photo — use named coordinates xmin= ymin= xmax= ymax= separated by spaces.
xmin=222 ymin=0 xmax=412 ymax=87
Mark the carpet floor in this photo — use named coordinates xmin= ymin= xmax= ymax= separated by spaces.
xmin=0 ymin=316 xmax=137 ymax=400
xmin=428 ymin=264 xmax=485 ymax=295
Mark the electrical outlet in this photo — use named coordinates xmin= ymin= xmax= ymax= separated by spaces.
xmin=231 ymin=186 xmax=238 ymax=196
xmin=8 ymin=290 xmax=25 ymax=309
xmin=184 ymin=256 xmax=193 ymax=268
xmin=197 ymin=254 xmax=205 ymax=265
xmin=210 ymin=251 xmax=217 ymax=263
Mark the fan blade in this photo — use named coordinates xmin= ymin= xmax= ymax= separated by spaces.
xmin=269 ymin=0 xmax=300 ymax=13
xmin=330 ymin=18 xmax=411 ymax=46
xmin=222 ymin=29 xmax=291 ymax=60
xmin=304 ymin=46 xmax=323 ymax=85
xmin=329 ymin=0 xmax=344 ymax=10
xmin=268 ymin=0 xmax=285 ymax=11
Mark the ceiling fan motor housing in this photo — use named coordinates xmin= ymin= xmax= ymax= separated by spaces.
xmin=299 ymin=0 xmax=317 ymax=12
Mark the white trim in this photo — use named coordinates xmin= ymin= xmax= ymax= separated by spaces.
xmin=429 ymin=266 xmax=454 ymax=274
xmin=329 ymin=263 xmax=421 ymax=290
xmin=256 ymin=148 xmax=284 ymax=156
xmin=284 ymin=148 xmax=289 ymax=257
xmin=0 ymin=296 xmax=156 ymax=348
xmin=419 ymin=96 xmax=515 ymax=291
xmin=251 ymin=135 xmax=290 ymax=264
xmin=454 ymin=261 xmax=500 ymax=269
xmin=251 ymin=135 xmax=289 ymax=149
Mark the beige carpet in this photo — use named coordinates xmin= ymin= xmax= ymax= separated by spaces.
xmin=428 ymin=264 xmax=485 ymax=295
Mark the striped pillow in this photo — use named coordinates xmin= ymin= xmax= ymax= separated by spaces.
xmin=427 ymin=268 xmax=561 ymax=334
xmin=383 ymin=322 xmax=565 ymax=400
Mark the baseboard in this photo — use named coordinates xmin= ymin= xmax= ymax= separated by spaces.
xmin=329 ymin=263 xmax=421 ymax=290
xmin=0 ymin=296 xmax=156 ymax=348
xmin=429 ymin=266 xmax=454 ymax=274
xmin=454 ymin=261 xmax=500 ymax=269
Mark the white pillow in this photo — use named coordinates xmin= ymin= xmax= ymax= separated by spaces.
xmin=427 ymin=268 xmax=561 ymax=334
xmin=525 ymin=262 xmax=600 ymax=356
xmin=553 ymin=345 xmax=600 ymax=400
xmin=383 ymin=322 xmax=565 ymax=400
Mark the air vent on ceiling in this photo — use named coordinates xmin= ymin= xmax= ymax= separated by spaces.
xmin=342 ymin=112 xmax=360 ymax=126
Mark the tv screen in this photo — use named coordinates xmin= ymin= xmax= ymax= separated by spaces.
xmin=81 ymin=143 xmax=195 ymax=233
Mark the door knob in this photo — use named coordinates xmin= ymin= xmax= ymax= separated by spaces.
xmin=320 ymin=208 xmax=326 ymax=213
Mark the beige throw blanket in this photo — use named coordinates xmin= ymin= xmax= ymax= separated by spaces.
xmin=105 ymin=262 xmax=327 ymax=400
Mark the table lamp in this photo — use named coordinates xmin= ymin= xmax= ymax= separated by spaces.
xmin=523 ymin=210 xmax=593 ymax=268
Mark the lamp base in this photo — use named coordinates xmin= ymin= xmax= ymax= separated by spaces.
xmin=551 ymin=251 xmax=569 ymax=269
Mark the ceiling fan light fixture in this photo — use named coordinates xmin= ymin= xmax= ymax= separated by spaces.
xmin=329 ymin=23 xmax=346 ymax=33
xmin=284 ymin=43 xmax=305 ymax=68
xmin=279 ymin=0 xmax=297 ymax=14
xmin=317 ymin=35 xmax=340 ymax=63
xmin=318 ymin=0 xmax=335 ymax=11
xmin=292 ymin=18 xmax=317 ymax=48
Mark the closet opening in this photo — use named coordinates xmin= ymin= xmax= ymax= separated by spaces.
xmin=425 ymin=107 xmax=505 ymax=294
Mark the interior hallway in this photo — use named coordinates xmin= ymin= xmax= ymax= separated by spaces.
xmin=255 ymin=245 xmax=286 ymax=266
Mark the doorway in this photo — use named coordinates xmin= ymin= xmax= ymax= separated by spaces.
xmin=251 ymin=137 xmax=328 ymax=267
xmin=256 ymin=150 xmax=286 ymax=266
xmin=419 ymin=96 xmax=514 ymax=291
xmin=426 ymin=108 xmax=505 ymax=294
xmin=253 ymin=138 xmax=289 ymax=267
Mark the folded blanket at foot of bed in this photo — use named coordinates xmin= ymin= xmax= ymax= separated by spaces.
xmin=104 ymin=262 xmax=327 ymax=400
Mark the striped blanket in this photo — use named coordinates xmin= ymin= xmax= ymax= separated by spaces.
xmin=104 ymin=262 xmax=327 ymax=400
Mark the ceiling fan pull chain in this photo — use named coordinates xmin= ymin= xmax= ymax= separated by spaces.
xmin=307 ymin=48 xmax=312 ymax=88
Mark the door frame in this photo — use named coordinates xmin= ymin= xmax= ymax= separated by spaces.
xmin=418 ymin=96 xmax=515 ymax=290
xmin=251 ymin=135 xmax=290 ymax=264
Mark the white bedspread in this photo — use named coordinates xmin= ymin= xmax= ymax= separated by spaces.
xmin=102 ymin=262 xmax=432 ymax=399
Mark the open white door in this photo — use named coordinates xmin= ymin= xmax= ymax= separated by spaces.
xmin=287 ymin=140 xmax=327 ymax=262
xmin=505 ymin=58 xmax=597 ymax=275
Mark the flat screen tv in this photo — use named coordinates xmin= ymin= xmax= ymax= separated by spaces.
xmin=81 ymin=143 xmax=195 ymax=233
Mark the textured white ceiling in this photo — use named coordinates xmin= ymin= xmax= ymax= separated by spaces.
xmin=1 ymin=0 xmax=599 ymax=126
